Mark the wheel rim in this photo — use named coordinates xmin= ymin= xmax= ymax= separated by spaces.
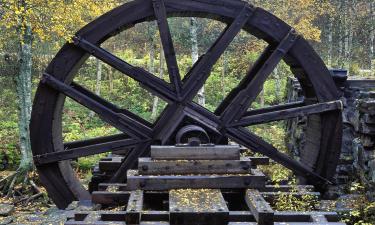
xmin=30 ymin=0 xmax=342 ymax=209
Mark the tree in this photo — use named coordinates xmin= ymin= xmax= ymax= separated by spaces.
xmin=190 ymin=17 xmax=205 ymax=106
xmin=0 ymin=0 xmax=118 ymax=195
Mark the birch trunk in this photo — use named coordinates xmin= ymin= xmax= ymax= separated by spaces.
xmin=221 ymin=52 xmax=227 ymax=100
xmin=15 ymin=24 xmax=33 ymax=176
xmin=90 ymin=59 xmax=102 ymax=117
xmin=108 ymin=67 xmax=114 ymax=93
xmin=274 ymin=66 xmax=281 ymax=103
xmin=370 ymin=1 xmax=375 ymax=71
xmin=191 ymin=18 xmax=205 ymax=106
xmin=149 ymin=23 xmax=159 ymax=120
xmin=327 ymin=17 xmax=333 ymax=68
xmin=151 ymin=47 xmax=164 ymax=120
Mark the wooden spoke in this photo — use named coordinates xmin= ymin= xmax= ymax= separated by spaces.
xmin=220 ymin=30 xmax=298 ymax=124
xmin=42 ymin=73 xmax=153 ymax=139
xmin=34 ymin=138 xmax=141 ymax=165
xmin=232 ymin=100 xmax=343 ymax=127
xmin=243 ymin=101 xmax=305 ymax=117
xmin=226 ymin=127 xmax=330 ymax=184
xmin=73 ymin=37 xmax=177 ymax=103
xmin=72 ymin=82 xmax=153 ymax=127
xmin=64 ymin=133 xmax=129 ymax=149
xmin=181 ymin=6 xmax=253 ymax=102
xmin=110 ymin=142 xmax=151 ymax=183
xmin=215 ymin=46 xmax=274 ymax=116
xmin=152 ymin=0 xmax=182 ymax=97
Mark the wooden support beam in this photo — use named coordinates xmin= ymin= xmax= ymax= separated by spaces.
xmin=243 ymin=101 xmax=305 ymax=117
xmin=232 ymin=101 xmax=342 ymax=127
xmin=34 ymin=139 xmax=139 ymax=165
xmin=169 ymin=189 xmax=229 ymax=225
xmin=138 ymin=157 xmax=251 ymax=175
xmin=73 ymin=37 xmax=177 ymax=103
xmin=150 ymin=145 xmax=240 ymax=160
xmin=126 ymin=190 xmax=144 ymax=224
xmin=245 ymin=189 xmax=274 ymax=225
xmin=126 ymin=169 xmax=266 ymax=190
xmin=152 ymin=0 xmax=182 ymax=97
xmin=91 ymin=191 xmax=130 ymax=205
xmin=42 ymin=73 xmax=152 ymax=139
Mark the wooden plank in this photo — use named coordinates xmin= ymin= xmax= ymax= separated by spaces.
xmin=311 ymin=214 xmax=328 ymax=223
xmin=273 ymin=211 xmax=341 ymax=222
xmin=232 ymin=100 xmax=342 ymax=127
xmin=151 ymin=145 xmax=240 ymax=160
xmin=346 ymin=79 xmax=375 ymax=88
xmin=261 ymin=191 xmax=320 ymax=200
xmin=243 ymin=101 xmax=305 ymax=117
xmin=260 ymin=185 xmax=314 ymax=192
xmin=110 ymin=142 xmax=151 ymax=183
xmin=66 ymin=211 xmax=127 ymax=225
xmin=152 ymin=0 xmax=182 ymax=96
xmin=228 ymin=211 xmax=254 ymax=222
xmin=228 ymin=223 xmax=345 ymax=225
xmin=140 ymin=222 xmax=170 ymax=225
xmin=99 ymin=161 xmax=123 ymax=172
xmin=99 ymin=211 xmax=127 ymax=221
xmin=126 ymin=190 xmax=144 ymax=224
xmin=65 ymin=222 xmax=126 ymax=225
xmin=249 ymin=157 xmax=269 ymax=166
xmin=41 ymin=73 xmax=152 ymax=139
xmin=73 ymin=37 xmax=177 ymax=103
xmin=245 ymin=189 xmax=274 ymax=225
xmin=98 ymin=183 xmax=127 ymax=191
xmin=126 ymin=169 xmax=266 ymax=190
xmin=34 ymin=139 xmax=139 ymax=165
xmin=141 ymin=211 xmax=169 ymax=221
xmin=169 ymin=189 xmax=229 ymax=225
xmin=91 ymin=191 xmax=130 ymax=205
xmin=138 ymin=157 xmax=251 ymax=175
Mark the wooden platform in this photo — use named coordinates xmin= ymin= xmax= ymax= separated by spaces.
xmin=66 ymin=187 xmax=343 ymax=225
xmin=75 ymin=145 xmax=345 ymax=225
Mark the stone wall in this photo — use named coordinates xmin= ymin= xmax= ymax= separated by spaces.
xmin=285 ymin=71 xmax=375 ymax=197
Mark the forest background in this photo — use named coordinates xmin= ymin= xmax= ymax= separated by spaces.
xmin=0 ymin=0 xmax=374 ymax=224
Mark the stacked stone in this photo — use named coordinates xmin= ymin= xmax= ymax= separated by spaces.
xmin=285 ymin=71 xmax=375 ymax=196
xmin=345 ymin=91 xmax=375 ymax=183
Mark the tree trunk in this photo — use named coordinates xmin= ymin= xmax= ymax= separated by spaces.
xmin=191 ymin=18 xmax=205 ymax=106
xmin=337 ymin=0 xmax=344 ymax=68
xmin=15 ymin=24 xmax=33 ymax=177
xmin=108 ymin=67 xmax=114 ymax=93
xmin=221 ymin=52 xmax=227 ymax=100
xmin=344 ymin=0 xmax=354 ymax=74
xmin=274 ymin=66 xmax=281 ymax=104
xmin=151 ymin=47 xmax=164 ymax=120
xmin=370 ymin=1 xmax=375 ymax=71
xmin=149 ymin=23 xmax=159 ymax=120
xmin=90 ymin=59 xmax=102 ymax=117
xmin=259 ymin=89 xmax=265 ymax=108
xmin=327 ymin=17 xmax=333 ymax=68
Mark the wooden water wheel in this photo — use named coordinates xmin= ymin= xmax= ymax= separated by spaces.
xmin=30 ymin=0 xmax=343 ymax=209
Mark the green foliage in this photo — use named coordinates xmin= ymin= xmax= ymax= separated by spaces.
xmin=274 ymin=191 xmax=319 ymax=211
xmin=339 ymin=182 xmax=375 ymax=225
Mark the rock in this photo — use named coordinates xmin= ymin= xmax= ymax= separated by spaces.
xmin=0 ymin=204 xmax=14 ymax=217
xmin=335 ymin=194 xmax=363 ymax=211
xmin=0 ymin=216 xmax=13 ymax=225
xmin=42 ymin=207 xmax=70 ymax=225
